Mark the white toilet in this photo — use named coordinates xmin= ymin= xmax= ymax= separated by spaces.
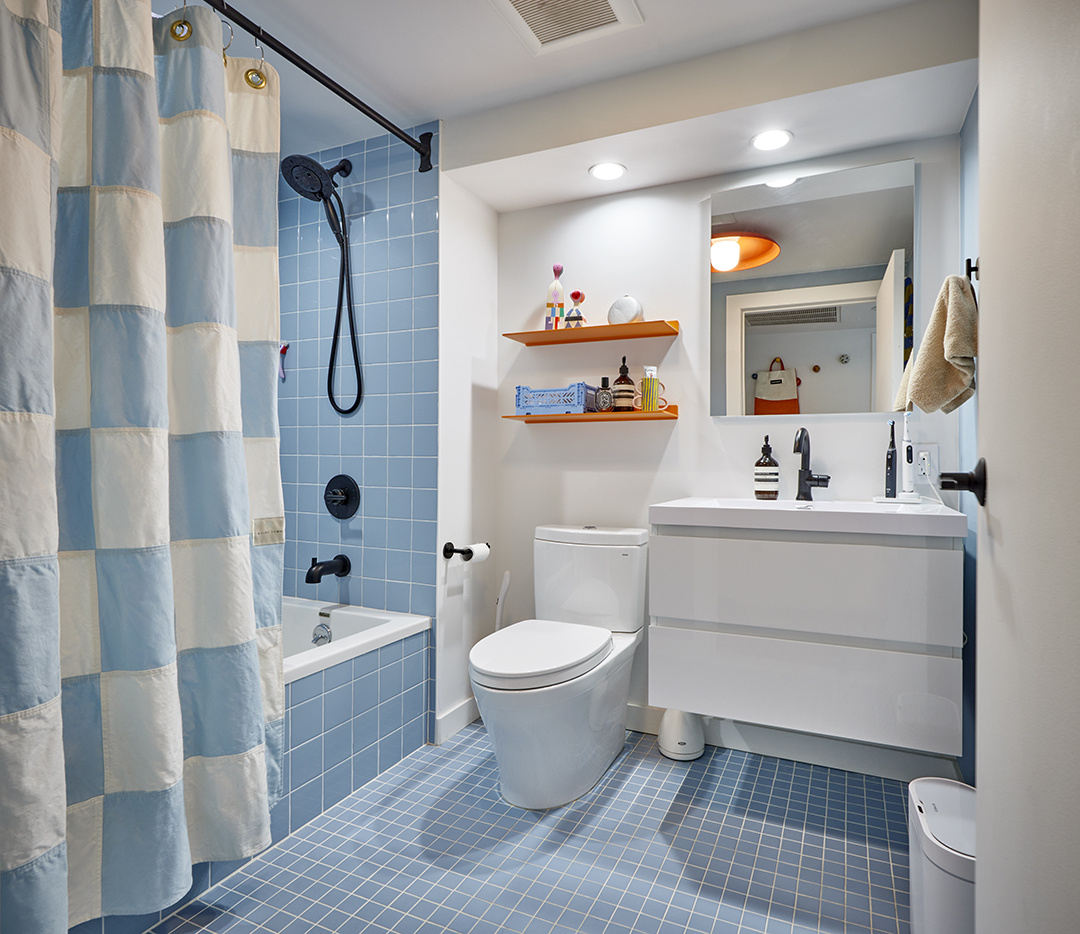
xmin=468 ymin=525 xmax=647 ymax=809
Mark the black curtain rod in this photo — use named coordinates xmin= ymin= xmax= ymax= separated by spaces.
xmin=201 ymin=0 xmax=432 ymax=172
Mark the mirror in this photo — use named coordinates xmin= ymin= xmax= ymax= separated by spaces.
xmin=709 ymin=160 xmax=915 ymax=416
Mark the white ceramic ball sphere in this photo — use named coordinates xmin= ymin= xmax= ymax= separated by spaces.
xmin=607 ymin=295 xmax=643 ymax=324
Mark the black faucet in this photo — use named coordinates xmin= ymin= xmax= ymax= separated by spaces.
xmin=306 ymin=554 xmax=351 ymax=584
xmin=793 ymin=428 xmax=830 ymax=501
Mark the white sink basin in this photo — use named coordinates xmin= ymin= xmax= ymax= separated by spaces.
xmin=649 ymin=496 xmax=967 ymax=537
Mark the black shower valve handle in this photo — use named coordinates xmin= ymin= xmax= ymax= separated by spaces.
xmin=323 ymin=474 xmax=360 ymax=519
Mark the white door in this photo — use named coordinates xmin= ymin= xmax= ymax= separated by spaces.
xmin=977 ymin=1 xmax=1080 ymax=931
xmin=873 ymin=248 xmax=904 ymax=411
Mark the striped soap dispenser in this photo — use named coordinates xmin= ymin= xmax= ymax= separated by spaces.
xmin=754 ymin=435 xmax=780 ymax=500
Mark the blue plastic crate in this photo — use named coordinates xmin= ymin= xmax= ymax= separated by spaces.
xmin=515 ymin=382 xmax=597 ymax=415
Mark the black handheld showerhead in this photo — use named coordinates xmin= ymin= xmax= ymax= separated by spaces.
xmin=279 ymin=153 xmax=362 ymax=415
xmin=280 ymin=154 xmax=351 ymax=201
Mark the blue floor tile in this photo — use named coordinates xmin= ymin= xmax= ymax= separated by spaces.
xmin=146 ymin=724 xmax=911 ymax=934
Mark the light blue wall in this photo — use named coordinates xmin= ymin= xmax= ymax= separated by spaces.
xmin=277 ymin=124 xmax=439 ymax=618
xmin=957 ymin=90 xmax=979 ymax=786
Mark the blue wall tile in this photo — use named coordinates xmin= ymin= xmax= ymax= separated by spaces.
xmin=279 ymin=127 xmax=438 ymax=621
xmin=275 ymin=631 xmax=431 ymax=836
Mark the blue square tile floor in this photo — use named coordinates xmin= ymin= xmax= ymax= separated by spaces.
xmin=147 ymin=723 xmax=911 ymax=934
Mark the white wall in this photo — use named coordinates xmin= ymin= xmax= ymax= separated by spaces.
xmin=435 ymin=171 xmax=500 ymax=741
xmin=976 ymin=1 xmax=1080 ymax=929
xmin=742 ymin=326 xmax=876 ymax=416
xmin=491 ymin=136 xmax=964 ymax=752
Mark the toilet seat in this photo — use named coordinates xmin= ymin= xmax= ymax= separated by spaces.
xmin=469 ymin=619 xmax=613 ymax=690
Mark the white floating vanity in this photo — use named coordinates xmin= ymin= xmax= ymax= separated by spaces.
xmin=648 ymin=497 xmax=967 ymax=756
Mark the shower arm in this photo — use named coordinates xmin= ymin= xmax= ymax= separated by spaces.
xmin=202 ymin=0 xmax=433 ymax=173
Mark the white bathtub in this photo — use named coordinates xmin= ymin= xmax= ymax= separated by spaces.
xmin=282 ymin=595 xmax=431 ymax=684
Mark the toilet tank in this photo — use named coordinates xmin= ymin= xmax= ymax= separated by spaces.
xmin=533 ymin=525 xmax=648 ymax=633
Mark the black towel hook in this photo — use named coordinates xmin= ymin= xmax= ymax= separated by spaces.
xmin=964 ymin=257 xmax=980 ymax=308
xmin=940 ymin=457 xmax=986 ymax=506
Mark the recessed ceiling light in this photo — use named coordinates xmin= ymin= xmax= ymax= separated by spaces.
xmin=589 ymin=162 xmax=626 ymax=180
xmin=765 ymin=176 xmax=798 ymax=188
xmin=751 ymin=130 xmax=793 ymax=152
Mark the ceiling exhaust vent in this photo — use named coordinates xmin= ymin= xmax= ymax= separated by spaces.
xmin=746 ymin=307 xmax=840 ymax=327
xmin=491 ymin=0 xmax=643 ymax=55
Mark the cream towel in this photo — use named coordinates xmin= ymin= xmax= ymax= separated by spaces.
xmin=894 ymin=275 xmax=978 ymax=413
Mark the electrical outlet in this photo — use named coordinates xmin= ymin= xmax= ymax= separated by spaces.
xmin=914 ymin=443 xmax=939 ymax=480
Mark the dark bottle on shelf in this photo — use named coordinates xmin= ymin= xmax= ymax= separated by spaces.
xmin=595 ymin=377 xmax=614 ymax=412
xmin=613 ymin=356 xmax=635 ymax=412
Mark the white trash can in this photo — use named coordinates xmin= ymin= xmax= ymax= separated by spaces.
xmin=908 ymin=777 xmax=976 ymax=934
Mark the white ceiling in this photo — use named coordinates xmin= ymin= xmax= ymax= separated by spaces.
xmin=183 ymin=0 xmax=926 ymax=151
xmin=712 ymin=186 xmax=914 ymax=284
xmin=159 ymin=1 xmax=976 ymax=212
xmin=447 ymin=60 xmax=976 ymax=212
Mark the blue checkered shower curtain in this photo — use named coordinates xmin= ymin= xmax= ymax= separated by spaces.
xmin=0 ymin=3 xmax=285 ymax=930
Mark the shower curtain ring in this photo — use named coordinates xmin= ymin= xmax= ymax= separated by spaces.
xmin=245 ymin=36 xmax=268 ymax=89
xmin=221 ymin=19 xmax=233 ymax=67
xmin=170 ymin=0 xmax=192 ymax=41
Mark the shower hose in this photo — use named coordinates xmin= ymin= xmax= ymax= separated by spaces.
xmin=323 ymin=188 xmax=362 ymax=414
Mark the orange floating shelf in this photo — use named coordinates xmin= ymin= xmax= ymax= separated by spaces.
xmin=503 ymin=320 xmax=679 ymax=346
xmin=504 ymin=405 xmax=678 ymax=424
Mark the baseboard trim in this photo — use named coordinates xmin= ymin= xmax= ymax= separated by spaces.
xmin=435 ymin=696 xmax=479 ymax=744
xmin=626 ymin=703 xmax=960 ymax=783
xmin=626 ymin=702 xmax=664 ymax=735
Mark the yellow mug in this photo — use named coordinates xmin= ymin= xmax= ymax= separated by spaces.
xmin=634 ymin=377 xmax=668 ymax=411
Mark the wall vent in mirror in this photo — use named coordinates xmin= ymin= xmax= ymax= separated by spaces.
xmin=746 ymin=306 xmax=839 ymax=327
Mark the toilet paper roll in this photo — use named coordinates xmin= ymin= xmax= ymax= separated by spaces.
xmin=466 ymin=542 xmax=490 ymax=563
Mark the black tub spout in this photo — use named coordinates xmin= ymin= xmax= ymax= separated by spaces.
xmin=306 ymin=554 xmax=351 ymax=584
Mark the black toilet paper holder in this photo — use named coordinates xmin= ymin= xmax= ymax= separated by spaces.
xmin=442 ymin=542 xmax=487 ymax=561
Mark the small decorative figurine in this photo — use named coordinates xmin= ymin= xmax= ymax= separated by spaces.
xmin=545 ymin=264 xmax=566 ymax=330
xmin=565 ymin=289 xmax=586 ymax=327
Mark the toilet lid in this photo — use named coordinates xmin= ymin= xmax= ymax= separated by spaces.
xmin=469 ymin=619 xmax=613 ymax=690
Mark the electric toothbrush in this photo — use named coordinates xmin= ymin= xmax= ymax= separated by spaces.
xmin=901 ymin=409 xmax=915 ymax=495
xmin=885 ymin=420 xmax=897 ymax=498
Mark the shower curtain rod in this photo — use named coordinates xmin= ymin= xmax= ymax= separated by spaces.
xmin=201 ymin=0 xmax=433 ymax=172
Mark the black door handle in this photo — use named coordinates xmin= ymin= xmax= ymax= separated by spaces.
xmin=939 ymin=458 xmax=986 ymax=506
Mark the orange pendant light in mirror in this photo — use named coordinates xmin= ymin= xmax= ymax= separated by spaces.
xmin=709 ymin=231 xmax=780 ymax=273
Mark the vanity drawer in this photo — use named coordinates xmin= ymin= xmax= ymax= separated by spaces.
xmin=649 ymin=624 xmax=962 ymax=755
xmin=649 ymin=532 xmax=963 ymax=648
